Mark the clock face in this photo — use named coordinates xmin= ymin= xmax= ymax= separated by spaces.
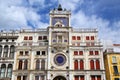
xmin=54 ymin=54 xmax=66 ymax=66
xmin=52 ymin=17 xmax=69 ymax=26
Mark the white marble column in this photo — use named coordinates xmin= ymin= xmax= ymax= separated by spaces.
xmin=7 ymin=45 xmax=10 ymax=58
xmin=1 ymin=45 xmax=4 ymax=57
xmin=29 ymin=74 xmax=33 ymax=80
xmin=85 ymin=72 xmax=90 ymax=80
xmin=5 ymin=63 xmax=8 ymax=77
xmin=78 ymin=60 xmax=80 ymax=70
xmin=22 ymin=60 xmax=24 ymax=70
xmin=11 ymin=75 xmax=15 ymax=80
xmin=30 ymin=51 xmax=34 ymax=70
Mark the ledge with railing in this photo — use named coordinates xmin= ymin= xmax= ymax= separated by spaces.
xmin=16 ymin=42 xmax=48 ymax=46
xmin=20 ymin=28 xmax=47 ymax=33
xmin=71 ymin=42 xmax=102 ymax=47
xmin=73 ymin=28 xmax=98 ymax=33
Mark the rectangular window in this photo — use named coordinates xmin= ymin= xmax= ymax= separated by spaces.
xmin=38 ymin=36 xmax=42 ymax=40
xmin=77 ymin=36 xmax=81 ymax=40
xmin=20 ymin=51 xmax=23 ymax=55
xmin=86 ymin=36 xmax=89 ymax=40
xmin=24 ymin=36 xmax=28 ymax=40
xmin=89 ymin=51 xmax=93 ymax=55
xmin=43 ymin=36 xmax=47 ymax=40
xmin=91 ymin=36 xmax=94 ymax=40
xmin=36 ymin=51 xmax=40 ymax=55
xmin=112 ymin=56 xmax=117 ymax=63
xmin=72 ymin=36 xmax=76 ymax=40
xmin=113 ymin=66 xmax=119 ymax=74
xmin=25 ymin=51 xmax=28 ymax=55
xmin=42 ymin=51 xmax=46 ymax=55
xmin=95 ymin=51 xmax=99 ymax=55
xmin=74 ymin=51 xmax=78 ymax=55
xmin=29 ymin=36 xmax=33 ymax=40
xmin=79 ymin=51 xmax=83 ymax=55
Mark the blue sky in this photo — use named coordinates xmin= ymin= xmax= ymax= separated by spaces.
xmin=0 ymin=0 xmax=120 ymax=43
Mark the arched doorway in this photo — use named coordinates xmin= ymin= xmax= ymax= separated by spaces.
xmin=53 ymin=76 xmax=66 ymax=80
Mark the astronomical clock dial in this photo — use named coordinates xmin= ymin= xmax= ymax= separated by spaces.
xmin=54 ymin=54 xmax=66 ymax=66
xmin=52 ymin=17 xmax=69 ymax=26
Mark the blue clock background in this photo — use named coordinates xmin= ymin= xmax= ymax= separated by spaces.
xmin=52 ymin=17 xmax=69 ymax=26
xmin=54 ymin=54 xmax=66 ymax=66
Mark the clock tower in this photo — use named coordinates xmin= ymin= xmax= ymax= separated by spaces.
xmin=49 ymin=4 xmax=71 ymax=27
xmin=47 ymin=4 xmax=72 ymax=80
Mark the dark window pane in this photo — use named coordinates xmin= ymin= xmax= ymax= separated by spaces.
xmin=25 ymin=51 xmax=28 ymax=55
xmin=24 ymin=36 xmax=28 ymax=40
xmin=38 ymin=36 xmax=42 ymax=40
xmin=42 ymin=51 xmax=45 ymax=55
xmin=36 ymin=51 xmax=40 ymax=55
xmin=113 ymin=66 xmax=119 ymax=74
xmin=41 ymin=59 xmax=45 ymax=70
xmin=23 ymin=76 xmax=27 ymax=80
xmin=43 ymin=36 xmax=47 ymax=40
xmin=35 ymin=76 xmax=39 ymax=80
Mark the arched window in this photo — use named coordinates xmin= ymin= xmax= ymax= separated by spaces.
xmin=24 ymin=60 xmax=28 ymax=70
xmin=17 ymin=76 xmax=21 ymax=80
xmin=4 ymin=45 xmax=8 ymax=57
xmin=23 ymin=75 xmax=27 ymax=80
xmin=36 ymin=59 xmax=40 ymax=70
xmin=0 ymin=45 xmax=2 ymax=57
xmin=74 ymin=76 xmax=79 ymax=80
xmin=7 ymin=64 xmax=13 ymax=78
xmin=18 ymin=60 xmax=22 ymax=70
xmin=97 ymin=76 xmax=101 ymax=80
xmin=10 ymin=45 xmax=15 ymax=58
xmin=74 ymin=60 xmax=78 ymax=70
xmin=35 ymin=76 xmax=39 ymax=80
xmin=80 ymin=60 xmax=84 ymax=70
xmin=0 ymin=64 xmax=6 ymax=78
xmin=41 ymin=59 xmax=45 ymax=70
xmin=91 ymin=76 xmax=95 ymax=80
xmin=90 ymin=60 xmax=94 ymax=70
xmin=80 ymin=76 xmax=84 ymax=80
xmin=96 ymin=60 xmax=100 ymax=70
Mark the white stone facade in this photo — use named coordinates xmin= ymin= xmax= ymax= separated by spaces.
xmin=0 ymin=5 xmax=105 ymax=80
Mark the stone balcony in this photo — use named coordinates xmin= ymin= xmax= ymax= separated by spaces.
xmin=16 ymin=42 xmax=48 ymax=47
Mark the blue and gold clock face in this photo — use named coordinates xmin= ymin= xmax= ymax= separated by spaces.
xmin=54 ymin=54 xmax=66 ymax=66
xmin=52 ymin=17 xmax=69 ymax=26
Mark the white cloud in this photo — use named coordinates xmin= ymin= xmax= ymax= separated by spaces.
xmin=0 ymin=0 xmax=49 ymax=30
xmin=71 ymin=10 xmax=120 ymax=43
xmin=58 ymin=0 xmax=83 ymax=11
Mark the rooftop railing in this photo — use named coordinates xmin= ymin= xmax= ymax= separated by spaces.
xmin=16 ymin=42 xmax=48 ymax=46
xmin=73 ymin=28 xmax=98 ymax=32
xmin=20 ymin=28 xmax=47 ymax=33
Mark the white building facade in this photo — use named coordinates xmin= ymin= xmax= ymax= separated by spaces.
xmin=0 ymin=31 xmax=18 ymax=80
xmin=0 ymin=4 xmax=106 ymax=80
